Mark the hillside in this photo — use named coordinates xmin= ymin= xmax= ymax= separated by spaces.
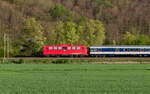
xmin=0 ymin=0 xmax=150 ymax=56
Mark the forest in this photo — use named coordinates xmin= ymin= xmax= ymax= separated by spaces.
xmin=0 ymin=0 xmax=150 ymax=56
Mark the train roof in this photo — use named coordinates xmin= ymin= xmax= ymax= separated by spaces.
xmin=90 ymin=45 xmax=150 ymax=48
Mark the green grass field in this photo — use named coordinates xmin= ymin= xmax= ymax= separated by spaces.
xmin=0 ymin=64 xmax=150 ymax=94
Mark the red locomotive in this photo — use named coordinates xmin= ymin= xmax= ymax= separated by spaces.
xmin=43 ymin=45 xmax=88 ymax=56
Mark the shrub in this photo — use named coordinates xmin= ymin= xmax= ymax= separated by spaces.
xmin=13 ymin=59 xmax=24 ymax=64
xmin=33 ymin=59 xmax=50 ymax=64
xmin=52 ymin=59 xmax=70 ymax=64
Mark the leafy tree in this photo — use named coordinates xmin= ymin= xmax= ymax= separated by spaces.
xmin=84 ymin=19 xmax=105 ymax=46
xmin=94 ymin=20 xmax=105 ymax=45
xmin=135 ymin=34 xmax=149 ymax=45
xmin=77 ymin=24 xmax=87 ymax=45
xmin=50 ymin=5 xmax=74 ymax=21
xmin=53 ymin=20 xmax=105 ymax=46
xmin=122 ymin=28 xmax=150 ymax=45
xmin=95 ymin=0 xmax=113 ymax=8
xmin=122 ymin=32 xmax=136 ymax=45
xmin=64 ymin=22 xmax=79 ymax=45
xmin=55 ymin=21 xmax=66 ymax=45
xmin=54 ymin=21 xmax=79 ymax=45
xmin=44 ymin=24 xmax=57 ymax=45
xmin=21 ymin=18 xmax=46 ymax=56
xmin=112 ymin=40 xmax=116 ymax=45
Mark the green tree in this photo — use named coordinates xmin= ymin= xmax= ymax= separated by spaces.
xmin=50 ymin=5 xmax=74 ymax=21
xmin=122 ymin=28 xmax=150 ymax=45
xmin=64 ymin=22 xmax=79 ymax=45
xmin=112 ymin=40 xmax=116 ymax=45
xmin=21 ymin=18 xmax=46 ymax=56
xmin=54 ymin=21 xmax=79 ymax=45
xmin=94 ymin=20 xmax=105 ymax=45
xmin=122 ymin=32 xmax=136 ymax=45
xmin=96 ymin=0 xmax=113 ymax=8
xmin=53 ymin=20 xmax=105 ymax=46
xmin=77 ymin=24 xmax=87 ymax=45
xmin=55 ymin=21 xmax=66 ymax=45
xmin=135 ymin=34 xmax=149 ymax=45
xmin=84 ymin=19 xmax=105 ymax=46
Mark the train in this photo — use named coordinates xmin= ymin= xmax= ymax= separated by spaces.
xmin=43 ymin=45 xmax=150 ymax=57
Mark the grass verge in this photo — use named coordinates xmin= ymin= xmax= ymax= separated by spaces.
xmin=1 ymin=58 xmax=150 ymax=64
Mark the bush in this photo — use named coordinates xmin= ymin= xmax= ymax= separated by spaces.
xmin=52 ymin=59 xmax=70 ymax=64
xmin=12 ymin=59 xmax=25 ymax=64
xmin=33 ymin=59 xmax=50 ymax=64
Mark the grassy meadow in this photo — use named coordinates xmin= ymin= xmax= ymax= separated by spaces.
xmin=0 ymin=64 xmax=150 ymax=94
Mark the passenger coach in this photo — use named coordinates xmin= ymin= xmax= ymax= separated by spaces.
xmin=90 ymin=46 xmax=150 ymax=56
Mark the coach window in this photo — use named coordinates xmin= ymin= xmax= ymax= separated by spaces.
xmin=116 ymin=48 xmax=119 ymax=51
xmin=145 ymin=48 xmax=149 ymax=51
xmin=49 ymin=47 xmax=53 ymax=50
xmin=130 ymin=49 xmax=134 ymax=51
xmin=91 ymin=48 xmax=94 ymax=52
xmin=125 ymin=49 xmax=128 ymax=51
xmin=135 ymin=48 xmax=139 ymax=52
xmin=141 ymin=49 xmax=144 ymax=51
xmin=98 ymin=48 xmax=102 ymax=52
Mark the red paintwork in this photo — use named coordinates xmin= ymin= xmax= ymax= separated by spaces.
xmin=43 ymin=45 xmax=88 ymax=56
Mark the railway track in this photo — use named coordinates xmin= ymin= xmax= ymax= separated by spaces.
xmin=2 ymin=57 xmax=150 ymax=60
